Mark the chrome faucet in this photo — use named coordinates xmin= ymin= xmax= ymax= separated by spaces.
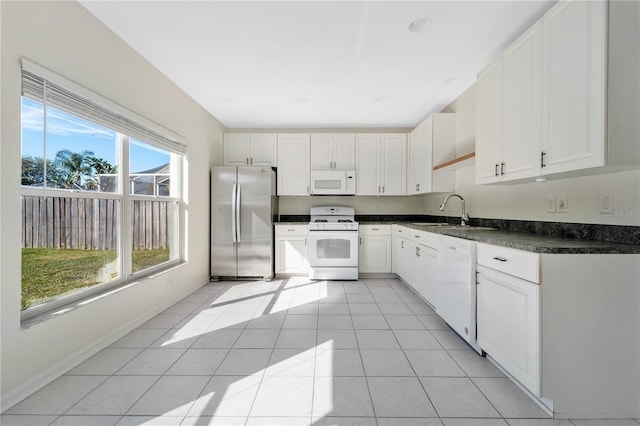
xmin=439 ymin=194 xmax=470 ymax=226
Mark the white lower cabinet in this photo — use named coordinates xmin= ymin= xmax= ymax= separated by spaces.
xmin=358 ymin=225 xmax=392 ymax=273
xmin=477 ymin=263 xmax=540 ymax=396
xmin=275 ymin=225 xmax=309 ymax=274
xmin=392 ymin=225 xmax=438 ymax=306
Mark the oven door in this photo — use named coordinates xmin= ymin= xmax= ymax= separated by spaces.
xmin=308 ymin=230 xmax=358 ymax=267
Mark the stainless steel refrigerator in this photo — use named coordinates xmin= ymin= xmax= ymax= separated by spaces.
xmin=210 ymin=167 xmax=277 ymax=280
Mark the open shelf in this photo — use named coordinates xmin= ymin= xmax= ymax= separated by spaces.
xmin=433 ymin=152 xmax=475 ymax=171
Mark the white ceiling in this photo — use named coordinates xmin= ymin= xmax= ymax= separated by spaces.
xmin=81 ymin=1 xmax=556 ymax=129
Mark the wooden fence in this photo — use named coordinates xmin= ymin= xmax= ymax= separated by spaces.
xmin=21 ymin=195 xmax=170 ymax=250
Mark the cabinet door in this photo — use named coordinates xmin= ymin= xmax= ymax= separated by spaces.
xmin=355 ymin=134 xmax=380 ymax=195
xmin=380 ymin=134 xmax=406 ymax=195
xmin=333 ymin=134 xmax=356 ymax=169
xmin=477 ymin=266 xmax=540 ymax=396
xmin=407 ymin=127 xmax=420 ymax=195
xmin=277 ymin=134 xmax=310 ymax=196
xmin=419 ymin=245 xmax=437 ymax=306
xmin=250 ymin=134 xmax=277 ymax=167
xmin=541 ymin=0 xmax=606 ymax=174
xmin=276 ymin=236 xmax=308 ymax=273
xmin=394 ymin=236 xmax=407 ymax=279
xmin=359 ymin=235 xmax=391 ymax=273
xmin=310 ymin=134 xmax=333 ymax=169
xmin=223 ymin=134 xmax=250 ymax=166
xmin=404 ymin=239 xmax=419 ymax=290
xmin=475 ymin=57 xmax=503 ymax=184
xmin=502 ymin=21 xmax=542 ymax=181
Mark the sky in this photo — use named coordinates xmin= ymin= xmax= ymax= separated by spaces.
xmin=21 ymin=98 xmax=170 ymax=174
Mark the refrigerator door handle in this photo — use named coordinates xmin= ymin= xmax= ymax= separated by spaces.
xmin=231 ymin=183 xmax=237 ymax=243
xmin=236 ymin=184 xmax=241 ymax=242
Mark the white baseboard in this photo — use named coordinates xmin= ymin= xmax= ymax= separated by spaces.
xmin=1 ymin=278 xmax=208 ymax=413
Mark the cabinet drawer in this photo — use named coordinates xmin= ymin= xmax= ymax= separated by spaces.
xmin=275 ymin=225 xmax=308 ymax=236
xmin=360 ymin=224 xmax=391 ymax=236
xmin=408 ymin=230 xmax=438 ymax=248
xmin=477 ymin=243 xmax=539 ymax=283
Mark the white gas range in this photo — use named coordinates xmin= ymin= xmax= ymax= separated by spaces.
xmin=307 ymin=206 xmax=359 ymax=280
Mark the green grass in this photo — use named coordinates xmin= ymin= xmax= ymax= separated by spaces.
xmin=22 ymin=248 xmax=170 ymax=310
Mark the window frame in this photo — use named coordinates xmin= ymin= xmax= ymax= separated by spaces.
xmin=20 ymin=61 xmax=185 ymax=322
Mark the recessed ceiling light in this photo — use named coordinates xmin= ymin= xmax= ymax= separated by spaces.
xmin=295 ymin=97 xmax=309 ymax=103
xmin=373 ymin=96 xmax=389 ymax=103
xmin=220 ymin=97 xmax=233 ymax=102
xmin=408 ymin=16 xmax=432 ymax=33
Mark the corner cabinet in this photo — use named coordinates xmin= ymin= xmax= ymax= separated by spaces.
xmin=407 ymin=113 xmax=456 ymax=195
xmin=277 ymin=134 xmax=310 ymax=196
xmin=275 ymin=225 xmax=309 ymax=274
xmin=223 ymin=133 xmax=277 ymax=167
xmin=355 ymin=133 xmax=406 ymax=196
xmin=310 ymin=133 xmax=355 ymax=170
xmin=358 ymin=225 xmax=392 ymax=273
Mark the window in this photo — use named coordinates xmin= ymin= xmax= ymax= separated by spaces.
xmin=20 ymin=60 xmax=185 ymax=319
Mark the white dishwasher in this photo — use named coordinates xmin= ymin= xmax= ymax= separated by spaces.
xmin=436 ymin=234 xmax=481 ymax=354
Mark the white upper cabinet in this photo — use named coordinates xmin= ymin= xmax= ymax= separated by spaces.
xmin=502 ymin=20 xmax=543 ymax=181
xmin=223 ymin=133 xmax=277 ymax=167
xmin=277 ymin=134 xmax=310 ymax=196
xmin=541 ymin=0 xmax=606 ymax=175
xmin=476 ymin=56 xmax=504 ymax=184
xmin=408 ymin=113 xmax=456 ymax=194
xmin=476 ymin=21 xmax=542 ymax=184
xmin=356 ymin=133 xmax=406 ymax=196
xmin=476 ymin=0 xmax=638 ymax=184
xmin=310 ymin=134 xmax=355 ymax=170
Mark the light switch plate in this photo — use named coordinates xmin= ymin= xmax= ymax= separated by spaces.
xmin=547 ymin=196 xmax=556 ymax=213
xmin=557 ymin=195 xmax=568 ymax=213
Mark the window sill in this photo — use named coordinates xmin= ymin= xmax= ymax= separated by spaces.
xmin=21 ymin=261 xmax=185 ymax=329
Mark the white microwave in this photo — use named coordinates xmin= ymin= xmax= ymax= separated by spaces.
xmin=310 ymin=170 xmax=356 ymax=195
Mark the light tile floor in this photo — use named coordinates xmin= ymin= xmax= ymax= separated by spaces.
xmin=3 ymin=277 xmax=640 ymax=426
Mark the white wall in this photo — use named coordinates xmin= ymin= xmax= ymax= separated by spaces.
xmin=0 ymin=1 xmax=224 ymax=410
xmin=279 ymin=196 xmax=423 ymax=216
xmin=421 ymin=85 xmax=640 ymax=226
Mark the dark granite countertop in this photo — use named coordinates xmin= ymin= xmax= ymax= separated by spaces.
xmin=276 ymin=215 xmax=640 ymax=254
xmin=397 ymin=223 xmax=640 ymax=254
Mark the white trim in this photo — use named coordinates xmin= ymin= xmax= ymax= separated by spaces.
xmin=21 ymin=58 xmax=186 ymax=146
xmin=4 ymin=274 xmax=205 ymax=413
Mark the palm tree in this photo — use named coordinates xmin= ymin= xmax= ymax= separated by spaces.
xmin=54 ymin=149 xmax=94 ymax=188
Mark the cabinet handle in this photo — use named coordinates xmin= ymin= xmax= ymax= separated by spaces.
xmin=246 ymin=158 xmax=249 ymax=165
xmin=492 ymin=256 xmax=507 ymax=262
xmin=495 ymin=163 xmax=499 ymax=176
xmin=417 ymin=184 xmax=420 ymax=191
xmin=500 ymin=162 xmax=505 ymax=175
xmin=401 ymin=241 xmax=404 ymax=248
xmin=307 ymin=186 xmax=309 ymax=194
xmin=382 ymin=186 xmax=385 ymax=193
xmin=287 ymin=229 xmax=295 ymax=231
xmin=251 ymin=158 xmax=253 ymax=165
xmin=372 ymin=228 xmax=379 ymax=231
xmin=378 ymin=186 xmax=381 ymax=193
xmin=416 ymin=247 xmax=420 ymax=256
xmin=304 ymin=238 xmax=307 ymax=246
xmin=541 ymin=151 xmax=546 ymax=168
xmin=359 ymin=237 xmax=362 ymax=245
xmin=414 ymin=235 xmax=420 ymax=239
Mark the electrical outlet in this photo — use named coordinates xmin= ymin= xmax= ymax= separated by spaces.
xmin=556 ymin=195 xmax=568 ymax=213
xmin=546 ymin=196 xmax=556 ymax=213
xmin=600 ymin=193 xmax=613 ymax=215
